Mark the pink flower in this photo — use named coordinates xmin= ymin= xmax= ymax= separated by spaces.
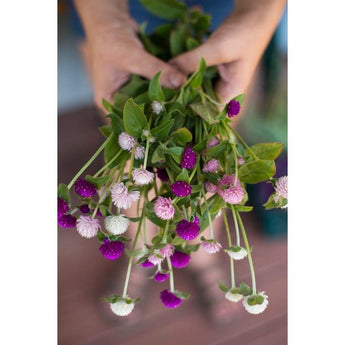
xmin=148 ymin=254 xmax=163 ymax=265
xmin=118 ymin=132 xmax=136 ymax=151
xmin=111 ymin=182 xmax=140 ymax=210
xmin=274 ymin=176 xmax=288 ymax=202
xmin=159 ymin=244 xmax=175 ymax=258
xmin=132 ymin=168 xmax=154 ymax=185
xmin=201 ymin=240 xmax=222 ymax=254
xmin=237 ymin=157 xmax=245 ymax=165
xmin=76 ymin=215 xmax=99 ymax=238
xmin=154 ymin=197 xmax=175 ymax=220
xmin=203 ymin=159 xmax=219 ymax=173
xmin=217 ymin=174 xmax=245 ymax=204
xmin=134 ymin=145 xmax=145 ymax=160
xmin=204 ymin=181 xmax=217 ymax=193
xmin=208 ymin=137 xmax=219 ymax=147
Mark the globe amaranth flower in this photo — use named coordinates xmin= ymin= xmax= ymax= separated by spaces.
xmin=217 ymin=174 xmax=245 ymax=204
xmin=204 ymin=181 xmax=217 ymax=193
xmin=181 ymin=147 xmax=197 ymax=169
xmin=79 ymin=204 xmax=90 ymax=214
xmin=154 ymin=197 xmax=175 ymax=220
xmin=76 ymin=215 xmax=100 ymax=238
xmin=176 ymin=217 xmax=200 ymax=240
xmin=226 ymin=246 xmax=247 ymax=260
xmin=159 ymin=244 xmax=175 ymax=258
xmin=243 ymin=292 xmax=269 ymax=314
xmin=160 ymin=289 xmax=182 ymax=309
xmin=201 ymin=239 xmax=222 ymax=254
xmin=151 ymin=100 xmax=163 ymax=114
xmin=99 ymin=239 xmax=125 ymax=260
xmin=273 ymin=176 xmax=288 ymax=202
xmin=203 ymin=159 xmax=219 ymax=173
xmin=141 ymin=259 xmax=154 ymax=268
xmin=170 ymin=250 xmax=190 ymax=268
xmin=58 ymin=214 xmax=76 ymax=228
xmin=156 ymin=167 xmax=169 ymax=182
xmin=154 ymin=272 xmax=169 ymax=282
xmin=225 ymin=290 xmax=243 ymax=303
xmin=237 ymin=157 xmax=245 ymax=165
xmin=207 ymin=137 xmax=219 ymax=148
xmin=171 ymin=181 xmax=192 ymax=197
xmin=227 ymin=99 xmax=241 ymax=117
xmin=148 ymin=254 xmax=163 ymax=265
xmin=118 ymin=132 xmax=136 ymax=151
xmin=74 ymin=178 xmax=97 ymax=198
xmin=132 ymin=168 xmax=154 ymax=185
xmin=110 ymin=299 xmax=135 ymax=316
xmin=134 ymin=145 xmax=145 ymax=160
xmin=111 ymin=182 xmax=140 ymax=210
xmin=58 ymin=198 xmax=69 ymax=218
xmin=104 ymin=214 xmax=129 ymax=235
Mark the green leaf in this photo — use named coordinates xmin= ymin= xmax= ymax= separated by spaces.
xmin=150 ymin=119 xmax=174 ymax=141
xmin=204 ymin=141 xmax=227 ymax=158
xmin=139 ymin=0 xmax=187 ymax=20
xmin=99 ymin=125 xmax=112 ymax=138
xmin=165 ymin=146 xmax=184 ymax=156
xmin=151 ymin=234 xmax=163 ymax=245
xmin=102 ymin=98 xmax=116 ymax=113
xmin=239 ymin=282 xmax=252 ymax=296
xmin=170 ymin=26 xmax=186 ymax=57
xmin=173 ymin=290 xmax=190 ymax=300
xmin=189 ymin=102 xmax=219 ymax=124
xmin=119 ymin=75 xmax=148 ymax=97
xmin=245 ymin=142 xmax=284 ymax=160
xmin=107 ymin=113 xmax=124 ymax=134
xmin=193 ymin=139 xmax=207 ymax=153
xmin=85 ymin=175 xmax=110 ymax=190
xmin=148 ymin=72 xmax=165 ymax=102
xmin=186 ymin=37 xmax=199 ymax=50
xmin=123 ymin=98 xmax=148 ymax=137
xmin=99 ymin=205 xmax=110 ymax=217
xmin=58 ymin=183 xmax=70 ymax=202
xmin=234 ymin=205 xmax=253 ymax=212
xmin=176 ymin=168 xmax=189 ymax=182
xmin=166 ymin=102 xmax=185 ymax=116
xmin=172 ymin=127 xmax=192 ymax=145
xmin=209 ymin=195 xmax=226 ymax=214
xmin=238 ymin=159 xmax=276 ymax=184
xmin=97 ymin=230 xmax=107 ymax=242
xmin=190 ymin=72 xmax=203 ymax=89
xmin=218 ymin=280 xmax=230 ymax=293
xmin=152 ymin=145 xmax=166 ymax=163
xmin=233 ymin=93 xmax=245 ymax=105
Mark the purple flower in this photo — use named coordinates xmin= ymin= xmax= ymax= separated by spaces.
xmin=217 ymin=174 xmax=245 ymax=205
xmin=154 ymin=197 xmax=175 ymax=220
xmin=204 ymin=181 xmax=217 ymax=193
xmin=227 ymin=100 xmax=241 ymax=117
xmin=160 ymin=289 xmax=182 ymax=309
xmin=176 ymin=218 xmax=200 ymax=240
xmin=181 ymin=147 xmax=197 ymax=169
xmin=79 ymin=204 xmax=90 ymax=214
xmin=171 ymin=181 xmax=192 ymax=197
xmin=141 ymin=259 xmax=154 ymax=268
xmin=207 ymin=137 xmax=219 ymax=148
xmin=58 ymin=214 xmax=76 ymax=228
xmin=58 ymin=198 xmax=69 ymax=218
xmin=99 ymin=239 xmax=125 ymax=260
xmin=74 ymin=178 xmax=97 ymax=198
xmin=156 ymin=168 xmax=169 ymax=182
xmin=154 ymin=272 xmax=169 ymax=282
xmin=170 ymin=250 xmax=191 ymax=268
xmin=203 ymin=159 xmax=219 ymax=173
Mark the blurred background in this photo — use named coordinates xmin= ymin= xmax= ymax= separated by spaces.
xmin=58 ymin=1 xmax=287 ymax=344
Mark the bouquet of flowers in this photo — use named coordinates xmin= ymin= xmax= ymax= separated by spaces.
xmin=58 ymin=0 xmax=287 ymax=317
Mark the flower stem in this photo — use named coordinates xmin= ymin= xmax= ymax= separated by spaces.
xmin=222 ymin=209 xmax=235 ymax=288
xmin=143 ymin=138 xmax=150 ymax=170
xmin=167 ymin=257 xmax=175 ymax=292
xmin=231 ymin=143 xmax=238 ymax=187
xmin=127 ymin=144 xmax=136 ymax=180
xmin=162 ymin=220 xmax=170 ymax=242
xmin=202 ymin=189 xmax=214 ymax=239
xmin=93 ymin=149 xmax=122 ymax=178
xmin=230 ymin=205 xmax=241 ymax=247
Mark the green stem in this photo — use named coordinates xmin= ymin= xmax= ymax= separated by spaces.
xmin=199 ymin=90 xmax=223 ymax=107
xmin=127 ymin=144 xmax=136 ymax=180
xmin=231 ymin=143 xmax=239 ymax=187
xmin=230 ymin=205 xmax=241 ymax=247
xmin=143 ymin=138 xmax=150 ymax=170
xmin=222 ymin=209 xmax=235 ymax=288
xmin=167 ymin=257 xmax=175 ymax=292
xmin=202 ymin=189 xmax=214 ymax=239
xmin=162 ymin=220 xmax=170 ymax=242
xmin=93 ymin=149 xmax=122 ymax=178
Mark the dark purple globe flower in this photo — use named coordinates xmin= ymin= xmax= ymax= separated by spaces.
xmin=141 ymin=259 xmax=154 ymax=268
xmin=58 ymin=214 xmax=76 ymax=228
xmin=160 ymin=289 xmax=182 ymax=309
xmin=176 ymin=217 xmax=200 ymax=240
xmin=227 ymin=100 xmax=241 ymax=117
xmin=156 ymin=167 xmax=169 ymax=182
xmin=79 ymin=204 xmax=90 ymax=214
xmin=171 ymin=181 xmax=192 ymax=197
xmin=58 ymin=198 xmax=69 ymax=218
xmin=154 ymin=272 xmax=169 ymax=282
xmin=181 ymin=147 xmax=197 ymax=170
xmin=74 ymin=178 xmax=97 ymax=198
xmin=99 ymin=239 xmax=125 ymax=260
xmin=170 ymin=250 xmax=191 ymax=268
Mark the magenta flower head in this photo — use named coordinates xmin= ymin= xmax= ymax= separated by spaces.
xmin=154 ymin=197 xmax=175 ymax=220
xmin=160 ymin=289 xmax=182 ymax=309
xmin=58 ymin=198 xmax=69 ymax=218
xmin=160 ymin=244 xmax=175 ymax=258
xmin=156 ymin=168 xmax=169 ymax=182
xmin=58 ymin=214 xmax=76 ymax=228
xmin=141 ymin=259 xmax=154 ymax=268
xmin=79 ymin=204 xmax=90 ymax=214
xmin=171 ymin=181 xmax=192 ymax=197
xmin=176 ymin=217 xmax=200 ymax=240
xmin=203 ymin=159 xmax=219 ymax=173
xmin=217 ymin=174 xmax=245 ymax=205
xmin=99 ymin=239 xmax=125 ymax=260
xmin=204 ymin=181 xmax=217 ymax=193
xmin=154 ymin=272 xmax=169 ymax=282
xmin=74 ymin=178 xmax=97 ymax=198
xmin=170 ymin=250 xmax=191 ymax=268
xmin=227 ymin=99 xmax=241 ymax=117
xmin=181 ymin=147 xmax=197 ymax=169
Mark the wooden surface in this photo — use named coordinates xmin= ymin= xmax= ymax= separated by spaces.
xmin=58 ymin=107 xmax=287 ymax=345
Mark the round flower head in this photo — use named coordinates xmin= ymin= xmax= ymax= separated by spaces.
xmin=151 ymin=100 xmax=163 ymax=114
xmin=156 ymin=167 xmax=169 ymax=182
xmin=74 ymin=178 xmax=97 ymax=198
xmin=181 ymin=147 xmax=197 ymax=169
xmin=237 ymin=157 xmax=245 ymax=165
xmin=134 ymin=145 xmax=145 ymax=160
xmin=204 ymin=181 xmax=217 ymax=193
xmin=243 ymin=292 xmax=269 ymax=314
xmin=132 ymin=168 xmax=154 ymax=185
xmin=225 ymin=290 xmax=243 ymax=303
xmin=99 ymin=239 xmax=125 ymax=260
xmin=207 ymin=137 xmax=219 ymax=148
xmin=154 ymin=197 xmax=175 ymax=220
xmin=79 ymin=204 xmax=90 ymax=214
xmin=141 ymin=259 xmax=154 ymax=268
xmin=76 ymin=215 xmax=99 ymax=238
xmin=170 ymin=250 xmax=190 ymax=268
xmin=154 ymin=272 xmax=169 ymax=282
xmin=201 ymin=240 xmax=222 ymax=254
xmin=274 ymin=176 xmax=288 ymax=202
xmin=118 ymin=132 xmax=135 ymax=151
xmin=217 ymin=174 xmax=245 ymax=204
xmin=58 ymin=198 xmax=69 ymax=218
xmin=227 ymin=99 xmax=241 ymax=117
xmin=148 ymin=254 xmax=163 ymax=266
xmin=171 ymin=181 xmax=192 ymax=197
xmin=159 ymin=244 xmax=175 ymax=258
xmin=176 ymin=218 xmax=200 ymax=240
xmin=110 ymin=300 xmax=135 ymax=316
xmin=111 ymin=182 xmax=140 ymax=210
xmin=203 ymin=159 xmax=219 ymax=173
xmin=226 ymin=246 xmax=247 ymax=260
xmin=104 ymin=215 xmax=129 ymax=235
xmin=58 ymin=214 xmax=76 ymax=228
xmin=160 ymin=289 xmax=182 ymax=309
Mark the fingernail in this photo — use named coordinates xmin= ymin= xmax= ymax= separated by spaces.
xmin=169 ymin=74 xmax=184 ymax=88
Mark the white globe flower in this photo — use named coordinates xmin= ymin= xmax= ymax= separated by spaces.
xmin=243 ymin=292 xmax=269 ymax=314
xmin=110 ymin=300 xmax=135 ymax=316
xmin=134 ymin=145 xmax=145 ymax=160
xmin=225 ymin=290 xmax=243 ymax=303
xmin=104 ymin=215 xmax=129 ymax=235
xmin=226 ymin=246 xmax=248 ymax=260
xmin=151 ymin=100 xmax=163 ymax=114
xmin=118 ymin=132 xmax=136 ymax=151
xmin=132 ymin=168 xmax=154 ymax=185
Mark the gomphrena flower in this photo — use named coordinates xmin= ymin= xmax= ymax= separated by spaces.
xmin=181 ymin=147 xmax=197 ymax=169
xmin=204 ymin=181 xmax=217 ymax=193
xmin=154 ymin=197 xmax=175 ymax=220
xmin=225 ymin=290 xmax=243 ymax=303
xmin=99 ymin=239 xmax=125 ymax=260
xmin=156 ymin=167 xmax=169 ymax=182
xmin=170 ymin=250 xmax=190 ymax=268
xmin=176 ymin=218 xmax=200 ymax=240
xmin=273 ymin=176 xmax=288 ymax=202
xmin=217 ymin=174 xmax=245 ymax=204
xmin=154 ymin=272 xmax=169 ymax=282
xmin=227 ymin=99 xmax=241 ymax=117
xmin=134 ymin=145 xmax=145 ymax=160
xmin=226 ymin=246 xmax=247 ymax=260
xmin=110 ymin=299 xmax=135 ymax=316
xmin=160 ymin=289 xmax=182 ymax=309
xmin=118 ymin=132 xmax=135 ymax=151
xmin=203 ymin=159 xmax=219 ymax=173
xmin=132 ymin=168 xmax=154 ymax=185
xmin=74 ymin=178 xmax=97 ymax=198
xmin=159 ymin=244 xmax=175 ymax=258
xmin=201 ymin=239 xmax=222 ymax=254
xmin=104 ymin=214 xmax=129 ymax=235
xmin=151 ymin=100 xmax=163 ymax=114
xmin=171 ymin=181 xmax=192 ymax=197
xmin=148 ymin=254 xmax=163 ymax=265
xmin=79 ymin=204 xmax=90 ymax=214
xmin=141 ymin=259 xmax=154 ymax=268
xmin=237 ymin=157 xmax=245 ymax=165
xmin=76 ymin=215 xmax=99 ymax=238
xmin=111 ymin=182 xmax=140 ymax=210
xmin=243 ymin=292 xmax=269 ymax=314
xmin=207 ymin=137 xmax=219 ymax=147
xmin=58 ymin=214 xmax=76 ymax=228
xmin=58 ymin=198 xmax=69 ymax=218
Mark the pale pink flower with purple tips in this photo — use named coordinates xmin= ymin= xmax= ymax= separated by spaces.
xmin=171 ymin=181 xmax=192 ymax=197
xmin=273 ymin=176 xmax=288 ymax=202
xmin=154 ymin=197 xmax=175 ymax=220
xmin=201 ymin=240 xmax=222 ymax=254
xmin=159 ymin=244 xmax=175 ymax=258
xmin=154 ymin=272 xmax=169 ymax=282
xmin=204 ymin=181 xmax=217 ymax=193
xmin=76 ymin=215 xmax=99 ymax=238
xmin=99 ymin=239 xmax=125 ymax=260
xmin=134 ymin=145 xmax=145 ymax=160
xmin=74 ymin=178 xmax=97 ymax=198
xmin=132 ymin=168 xmax=154 ymax=185
xmin=227 ymin=99 xmax=241 ymax=117
xmin=203 ymin=159 xmax=219 ymax=173
xmin=160 ymin=289 xmax=182 ymax=309
xmin=217 ymin=174 xmax=245 ymax=205
xmin=111 ymin=182 xmax=140 ymax=210
xmin=148 ymin=254 xmax=163 ymax=265
xmin=207 ymin=137 xmax=219 ymax=147
xmin=176 ymin=217 xmax=200 ymax=240
xmin=181 ymin=147 xmax=197 ymax=169
xmin=237 ymin=157 xmax=245 ymax=165
xmin=58 ymin=214 xmax=76 ymax=228
xmin=118 ymin=132 xmax=135 ymax=151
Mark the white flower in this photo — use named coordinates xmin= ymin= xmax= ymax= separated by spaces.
xmin=225 ymin=291 xmax=243 ymax=303
xmin=148 ymin=254 xmax=163 ymax=265
xmin=118 ymin=132 xmax=136 ymax=151
xmin=76 ymin=215 xmax=99 ymax=238
xmin=110 ymin=300 xmax=135 ymax=316
xmin=111 ymin=182 xmax=140 ymax=210
xmin=104 ymin=215 xmax=129 ymax=235
xmin=243 ymin=292 xmax=269 ymax=314
xmin=151 ymin=101 xmax=163 ymax=114
xmin=132 ymin=168 xmax=154 ymax=185
xmin=143 ymin=130 xmax=150 ymax=137
xmin=135 ymin=145 xmax=145 ymax=160
xmin=273 ymin=176 xmax=288 ymax=202
xmin=201 ymin=240 xmax=222 ymax=254
xmin=226 ymin=246 xmax=247 ymax=260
